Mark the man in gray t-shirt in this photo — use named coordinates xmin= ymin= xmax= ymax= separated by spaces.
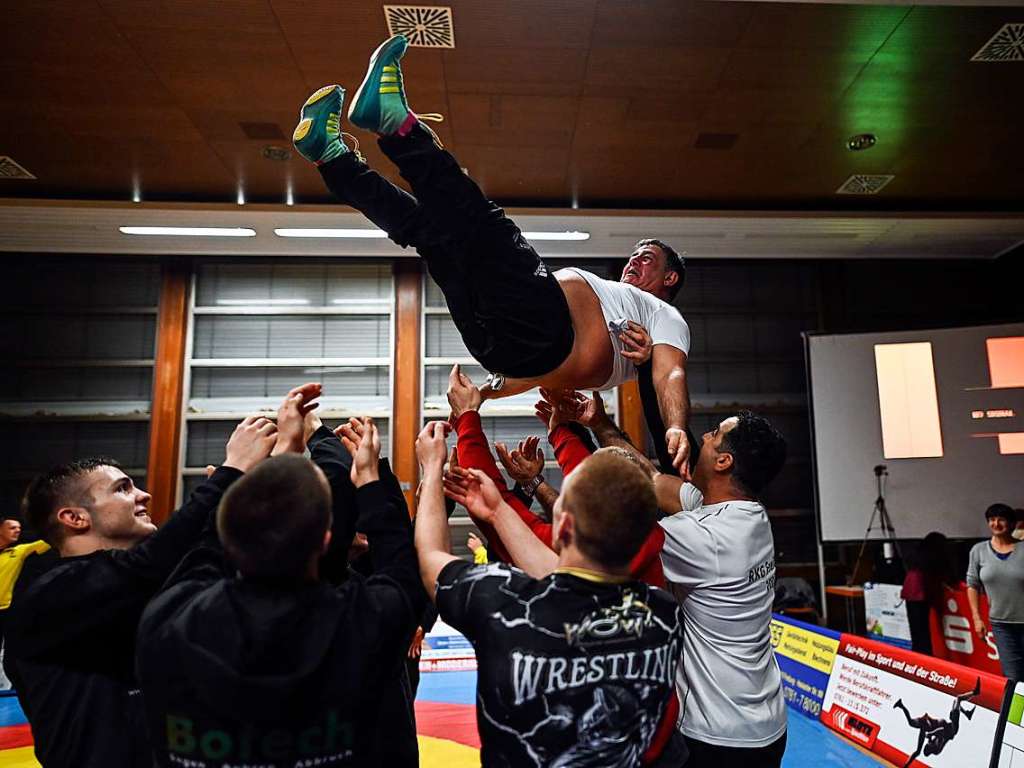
xmin=657 ymin=411 xmax=789 ymax=768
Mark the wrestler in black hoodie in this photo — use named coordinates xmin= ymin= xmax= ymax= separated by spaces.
xmin=4 ymin=416 xmax=276 ymax=768
xmin=136 ymin=417 xmax=425 ymax=768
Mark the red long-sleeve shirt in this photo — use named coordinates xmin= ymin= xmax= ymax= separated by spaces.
xmin=452 ymin=412 xmax=666 ymax=588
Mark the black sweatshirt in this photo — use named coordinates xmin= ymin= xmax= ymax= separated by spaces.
xmin=306 ymin=428 xmax=424 ymax=767
xmin=3 ymin=467 xmax=242 ymax=768
xmin=135 ymin=461 xmax=426 ymax=768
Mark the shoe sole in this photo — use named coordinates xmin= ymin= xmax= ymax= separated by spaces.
xmin=293 ymin=85 xmax=343 ymax=151
xmin=304 ymin=84 xmax=339 ymax=108
xmin=349 ymin=35 xmax=407 ymax=130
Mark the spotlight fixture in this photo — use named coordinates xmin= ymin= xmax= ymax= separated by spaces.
xmin=262 ymin=145 xmax=292 ymax=162
xmin=847 ymin=133 xmax=877 ymax=151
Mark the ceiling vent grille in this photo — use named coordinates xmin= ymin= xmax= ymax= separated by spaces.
xmin=384 ymin=6 xmax=455 ymax=48
xmin=972 ymin=23 xmax=1024 ymax=62
xmin=836 ymin=174 xmax=894 ymax=195
xmin=240 ymin=122 xmax=285 ymax=140
xmin=0 ymin=157 xmax=36 ymax=180
xmin=694 ymin=132 xmax=739 ymax=150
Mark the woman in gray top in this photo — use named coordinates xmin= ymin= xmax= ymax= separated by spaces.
xmin=967 ymin=503 xmax=1023 ymax=680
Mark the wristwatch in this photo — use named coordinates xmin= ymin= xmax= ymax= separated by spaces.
xmin=485 ymin=373 xmax=506 ymax=391
xmin=519 ymin=475 xmax=543 ymax=497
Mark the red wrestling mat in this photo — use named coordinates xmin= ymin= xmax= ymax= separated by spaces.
xmin=414 ymin=701 xmax=480 ymax=749
xmin=0 ymin=724 xmax=33 ymax=750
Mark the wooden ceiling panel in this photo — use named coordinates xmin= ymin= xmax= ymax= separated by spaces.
xmin=703 ymin=87 xmax=843 ymax=125
xmin=737 ymin=4 xmax=908 ymax=54
xmin=98 ymin=0 xmax=282 ymax=33
xmin=446 ymin=0 xmax=596 ymax=49
xmin=117 ymin=28 xmax=308 ymax=107
xmin=0 ymin=0 xmax=1020 ymax=209
xmin=442 ymin=47 xmax=589 ymax=96
xmin=720 ymin=48 xmax=872 ymax=90
xmin=584 ymin=46 xmax=732 ymax=96
xmin=447 ymin=94 xmax=577 ymax=149
xmin=883 ymin=5 xmax=1020 ymax=54
xmin=447 ymin=144 xmax=570 ymax=200
xmin=591 ymin=0 xmax=754 ymax=47
xmin=0 ymin=136 xmax=234 ymax=200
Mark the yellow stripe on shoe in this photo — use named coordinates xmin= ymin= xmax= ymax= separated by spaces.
xmin=379 ymin=86 xmax=400 ymax=94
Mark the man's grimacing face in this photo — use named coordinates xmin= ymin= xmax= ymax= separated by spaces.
xmin=620 ymin=244 xmax=676 ymax=297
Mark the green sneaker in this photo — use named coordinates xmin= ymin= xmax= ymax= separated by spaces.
xmin=348 ymin=35 xmax=415 ymax=136
xmin=293 ymin=84 xmax=350 ymax=166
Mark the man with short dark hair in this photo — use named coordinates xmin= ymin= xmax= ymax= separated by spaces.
xmin=4 ymin=416 xmax=278 ymax=768
xmin=420 ymin=423 xmax=685 ymax=766
xmin=294 ymin=34 xmax=694 ymax=475
xmin=655 ymin=412 xmax=789 ymax=767
xmin=136 ymin=416 xmax=425 ymax=768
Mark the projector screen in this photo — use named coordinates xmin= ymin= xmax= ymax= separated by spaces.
xmin=807 ymin=323 xmax=1024 ymax=541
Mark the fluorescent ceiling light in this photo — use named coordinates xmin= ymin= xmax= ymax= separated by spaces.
xmin=522 ymin=231 xmax=590 ymax=241
xmin=119 ymin=226 xmax=255 ymax=237
xmin=216 ymin=298 xmax=310 ymax=306
xmin=274 ymin=228 xmax=387 ymax=239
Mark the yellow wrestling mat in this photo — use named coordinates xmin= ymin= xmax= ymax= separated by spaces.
xmin=418 ymin=734 xmax=480 ymax=767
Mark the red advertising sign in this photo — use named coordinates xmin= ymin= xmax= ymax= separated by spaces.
xmin=821 ymin=633 xmax=1009 ymax=767
xmin=929 ymin=584 xmax=1002 ymax=676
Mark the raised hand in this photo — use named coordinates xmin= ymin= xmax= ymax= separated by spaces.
xmin=537 ymin=387 xmax=583 ymax=431
xmin=495 ymin=436 xmax=544 ymax=482
xmin=446 ymin=364 xmax=482 ymax=419
xmin=575 ymin=390 xmax=610 ymax=430
xmin=224 ymin=416 xmax=279 ymax=472
xmin=666 ymin=427 xmax=692 ymax=480
xmin=443 ymin=467 xmax=504 ymax=524
xmin=272 ymin=382 xmax=322 ymax=455
xmin=336 ymin=416 xmax=381 ymax=488
xmin=415 ymin=420 xmax=451 ymax=475
xmin=618 ymin=321 xmax=653 ymax=365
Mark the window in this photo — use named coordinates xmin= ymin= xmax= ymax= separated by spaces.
xmin=0 ymin=260 xmax=159 ymax=515
xmin=180 ymin=263 xmax=394 ymax=500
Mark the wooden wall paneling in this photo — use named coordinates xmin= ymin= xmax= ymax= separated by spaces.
xmin=147 ymin=261 xmax=191 ymax=525
xmin=617 ymin=381 xmax=646 ymax=452
xmin=392 ymin=260 xmax=423 ymax=512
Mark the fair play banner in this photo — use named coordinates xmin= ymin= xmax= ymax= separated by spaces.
xmin=821 ymin=633 xmax=1009 ymax=768
xmin=929 ymin=583 xmax=1002 ymax=677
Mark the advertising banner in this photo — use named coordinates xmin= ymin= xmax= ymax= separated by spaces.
xmin=998 ymin=683 xmax=1024 ymax=766
xmin=821 ymin=633 xmax=1009 ymax=767
xmin=770 ymin=614 xmax=841 ymax=720
xmin=930 ymin=583 xmax=1003 ymax=676
xmin=864 ymin=582 xmax=912 ymax=648
xmin=420 ymin=619 xmax=477 ymax=672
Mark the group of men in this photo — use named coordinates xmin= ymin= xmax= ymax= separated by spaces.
xmin=3 ymin=33 xmax=791 ymax=768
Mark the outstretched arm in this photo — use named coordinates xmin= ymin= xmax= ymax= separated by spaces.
xmin=414 ymin=422 xmax=460 ymax=599
xmin=445 ymin=467 xmax=558 ymax=578
xmin=652 ymin=343 xmax=691 ymax=479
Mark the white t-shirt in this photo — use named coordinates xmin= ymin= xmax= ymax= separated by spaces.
xmin=562 ymin=268 xmax=690 ymax=390
xmin=659 ymin=500 xmax=787 ymax=748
